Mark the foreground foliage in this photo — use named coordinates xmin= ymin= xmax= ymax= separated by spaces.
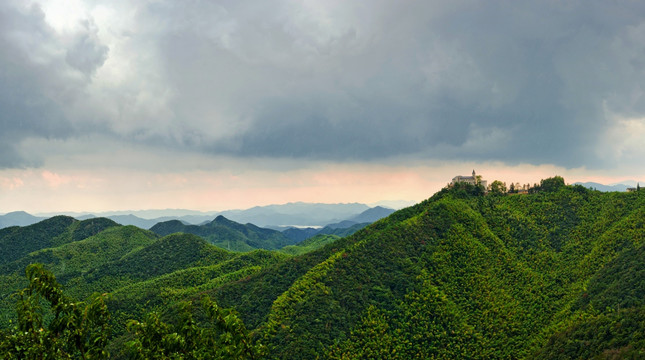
xmin=0 ymin=264 xmax=111 ymax=359
xmin=126 ymin=296 xmax=263 ymax=360
xmin=0 ymin=265 xmax=262 ymax=359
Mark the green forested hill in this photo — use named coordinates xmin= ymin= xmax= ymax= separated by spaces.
xmin=0 ymin=225 xmax=157 ymax=278
xmin=2 ymin=180 xmax=645 ymax=359
xmin=279 ymin=234 xmax=341 ymax=256
xmin=218 ymin=182 xmax=645 ymax=359
xmin=0 ymin=223 xmax=159 ymax=327
xmin=150 ymin=215 xmax=294 ymax=251
xmin=83 ymin=233 xmax=233 ymax=285
xmin=0 ymin=216 xmax=119 ymax=266
xmin=316 ymin=222 xmax=370 ymax=237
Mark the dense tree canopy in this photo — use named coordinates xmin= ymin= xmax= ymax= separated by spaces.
xmin=489 ymin=180 xmax=507 ymax=195
xmin=539 ymin=175 xmax=566 ymax=192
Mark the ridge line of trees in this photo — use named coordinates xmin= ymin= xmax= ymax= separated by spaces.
xmin=451 ymin=175 xmax=573 ymax=196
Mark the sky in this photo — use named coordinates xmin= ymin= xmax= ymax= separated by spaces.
xmin=1 ymin=0 xmax=645 ymax=214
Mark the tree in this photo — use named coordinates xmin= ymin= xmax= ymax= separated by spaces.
xmin=489 ymin=180 xmax=507 ymax=195
xmin=0 ymin=264 xmax=263 ymax=360
xmin=126 ymin=296 xmax=264 ymax=359
xmin=539 ymin=176 xmax=566 ymax=193
xmin=0 ymin=264 xmax=111 ymax=359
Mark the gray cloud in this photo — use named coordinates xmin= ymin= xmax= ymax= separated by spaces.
xmin=2 ymin=0 xmax=645 ymax=169
xmin=0 ymin=2 xmax=107 ymax=168
xmin=65 ymin=19 xmax=108 ymax=76
xmin=144 ymin=0 xmax=645 ymax=167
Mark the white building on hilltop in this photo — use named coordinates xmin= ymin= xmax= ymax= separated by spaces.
xmin=451 ymin=170 xmax=487 ymax=188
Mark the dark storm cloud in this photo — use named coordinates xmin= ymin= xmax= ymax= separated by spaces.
xmin=141 ymin=0 xmax=645 ymax=167
xmin=2 ymin=1 xmax=645 ymax=169
xmin=0 ymin=2 xmax=107 ymax=168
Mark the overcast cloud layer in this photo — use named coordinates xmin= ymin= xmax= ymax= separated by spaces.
xmin=2 ymin=0 xmax=645 ymax=171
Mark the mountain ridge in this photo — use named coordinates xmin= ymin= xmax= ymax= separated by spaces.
xmin=149 ymin=215 xmax=295 ymax=252
xmin=0 ymin=203 xmax=390 ymax=230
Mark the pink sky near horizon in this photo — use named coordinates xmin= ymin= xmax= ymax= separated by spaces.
xmin=1 ymin=161 xmax=641 ymax=215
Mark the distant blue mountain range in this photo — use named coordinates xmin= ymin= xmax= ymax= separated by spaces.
xmin=0 ymin=203 xmax=395 ymax=231
xmin=0 ymin=211 xmax=45 ymax=229
xmin=573 ymin=182 xmax=638 ymax=192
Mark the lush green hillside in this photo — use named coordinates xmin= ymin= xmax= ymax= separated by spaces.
xmin=106 ymin=249 xmax=289 ymax=339
xmin=150 ymin=215 xmax=294 ymax=251
xmin=241 ymin=183 xmax=645 ymax=359
xmin=0 ymin=225 xmax=157 ymax=278
xmin=83 ymin=233 xmax=232 ymax=284
xmin=317 ymin=222 xmax=370 ymax=237
xmin=533 ymin=240 xmax=645 ymax=359
xmin=279 ymin=234 xmax=341 ymax=256
xmin=205 ymin=235 xmax=352 ymax=330
xmin=2 ymin=180 xmax=645 ymax=359
xmin=534 ymin=306 xmax=645 ymax=359
xmin=0 ymin=216 xmax=118 ymax=266
xmin=0 ymin=224 xmax=159 ymax=327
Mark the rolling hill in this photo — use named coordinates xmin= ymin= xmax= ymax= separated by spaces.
xmin=0 ymin=216 xmax=120 ymax=266
xmin=149 ymin=215 xmax=295 ymax=251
